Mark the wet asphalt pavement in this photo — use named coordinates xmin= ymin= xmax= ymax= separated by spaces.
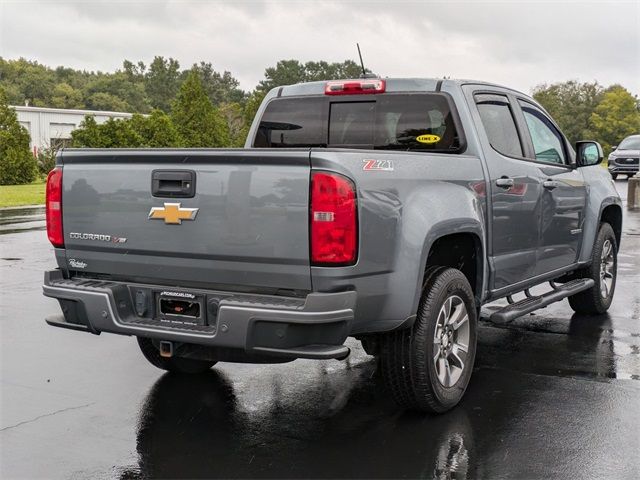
xmin=1 ymin=181 xmax=639 ymax=479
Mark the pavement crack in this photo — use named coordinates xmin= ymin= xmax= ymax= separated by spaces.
xmin=0 ymin=402 xmax=95 ymax=432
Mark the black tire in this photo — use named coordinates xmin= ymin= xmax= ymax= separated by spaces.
xmin=568 ymin=222 xmax=617 ymax=315
xmin=137 ymin=337 xmax=216 ymax=374
xmin=610 ymin=173 xmax=618 ymax=180
xmin=379 ymin=267 xmax=477 ymax=413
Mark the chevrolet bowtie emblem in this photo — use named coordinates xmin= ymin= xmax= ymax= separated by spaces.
xmin=148 ymin=203 xmax=199 ymax=225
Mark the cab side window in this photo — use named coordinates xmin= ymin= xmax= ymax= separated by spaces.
xmin=475 ymin=94 xmax=523 ymax=158
xmin=518 ymin=101 xmax=566 ymax=165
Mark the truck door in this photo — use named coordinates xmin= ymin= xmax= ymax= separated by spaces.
xmin=471 ymin=92 xmax=545 ymax=290
xmin=515 ymin=99 xmax=587 ymax=276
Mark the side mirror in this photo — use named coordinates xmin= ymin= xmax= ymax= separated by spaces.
xmin=576 ymin=141 xmax=604 ymax=167
xmin=611 ymin=145 xmax=618 ymax=151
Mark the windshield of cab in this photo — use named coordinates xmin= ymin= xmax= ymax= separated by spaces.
xmin=618 ymin=136 xmax=640 ymax=150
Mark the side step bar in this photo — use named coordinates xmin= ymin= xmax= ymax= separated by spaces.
xmin=490 ymin=278 xmax=595 ymax=324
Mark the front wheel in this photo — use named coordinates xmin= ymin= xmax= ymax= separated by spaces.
xmin=610 ymin=173 xmax=618 ymax=180
xmin=568 ymin=222 xmax=617 ymax=315
xmin=379 ymin=267 xmax=477 ymax=413
xmin=137 ymin=337 xmax=217 ymax=374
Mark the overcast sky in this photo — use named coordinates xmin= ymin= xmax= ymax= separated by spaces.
xmin=1 ymin=0 xmax=639 ymax=96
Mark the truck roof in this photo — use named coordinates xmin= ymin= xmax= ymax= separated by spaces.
xmin=278 ymin=78 xmax=533 ymax=100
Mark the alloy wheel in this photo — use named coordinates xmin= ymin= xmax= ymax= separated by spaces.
xmin=433 ymin=295 xmax=470 ymax=387
xmin=600 ymin=239 xmax=615 ymax=299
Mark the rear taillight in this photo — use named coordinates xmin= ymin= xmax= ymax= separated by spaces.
xmin=46 ymin=167 xmax=64 ymax=247
xmin=325 ymin=79 xmax=385 ymax=95
xmin=310 ymin=172 xmax=357 ymax=265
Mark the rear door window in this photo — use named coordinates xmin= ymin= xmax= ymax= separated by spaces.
xmin=255 ymin=94 xmax=463 ymax=152
xmin=475 ymin=93 xmax=523 ymax=158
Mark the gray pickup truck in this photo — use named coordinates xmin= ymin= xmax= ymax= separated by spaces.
xmin=43 ymin=77 xmax=622 ymax=413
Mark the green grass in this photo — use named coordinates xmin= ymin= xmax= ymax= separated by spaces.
xmin=0 ymin=181 xmax=46 ymax=208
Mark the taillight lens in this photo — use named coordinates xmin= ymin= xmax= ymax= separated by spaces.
xmin=325 ymin=79 xmax=385 ymax=95
xmin=310 ymin=172 xmax=357 ymax=265
xmin=46 ymin=167 xmax=64 ymax=247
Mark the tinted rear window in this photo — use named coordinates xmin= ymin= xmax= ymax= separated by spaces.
xmin=253 ymin=97 xmax=326 ymax=148
xmin=254 ymin=94 xmax=463 ymax=152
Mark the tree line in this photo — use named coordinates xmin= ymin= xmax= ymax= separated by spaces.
xmin=0 ymin=57 xmax=365 ymax=184
xmin=0 ymin=56 xmax=365 ymax=146
xmin=1 ymin=55 xmax=639 ymax=185
xmin=532 ymin=81 xmax=640 ymax=154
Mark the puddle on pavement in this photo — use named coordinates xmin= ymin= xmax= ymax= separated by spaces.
xmin=0 ymin=206 xmax=45 ymax=235
xmin=479 ymin=311 xmax=640 ymax=383
xmin=0 ymin=206 xmax=45 ymax=223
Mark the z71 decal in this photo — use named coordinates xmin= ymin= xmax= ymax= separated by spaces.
xmin=363 ymin=159 xmax=394 ymax=171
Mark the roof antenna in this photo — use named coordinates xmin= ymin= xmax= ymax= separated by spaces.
xmin=357 ymin=43 xmax=367 ymax=78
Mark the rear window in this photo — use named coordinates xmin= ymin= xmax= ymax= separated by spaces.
xmin=254 ymin=94 xmax=463 ymax=152
xmin=253 ymin=97 xmax=326 ymax=148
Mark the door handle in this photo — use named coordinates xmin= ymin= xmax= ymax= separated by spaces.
xmin=152 ymin=170 xmax=196 ymax=198
xmin=495 ymin=177 xmax=514 ymax=189
xmin=543 ymin=180 xmax=559 ymax=190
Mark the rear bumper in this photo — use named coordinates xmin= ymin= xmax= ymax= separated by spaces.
xmin=43 ymin=270 xmax=355 ymax=360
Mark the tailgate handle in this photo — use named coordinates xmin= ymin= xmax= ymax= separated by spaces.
xmin=152 ymin=170 xmax=196 ymax=198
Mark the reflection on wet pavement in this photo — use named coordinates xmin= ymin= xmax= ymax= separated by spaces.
xmin=112 ymin=324 xmax=638 ymax=479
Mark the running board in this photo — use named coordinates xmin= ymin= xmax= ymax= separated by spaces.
xmin=490 ymin=278 xmax=595 ymax=324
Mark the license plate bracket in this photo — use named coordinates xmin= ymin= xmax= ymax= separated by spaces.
xmin=155 ymin=290 xmax=205 ymax=326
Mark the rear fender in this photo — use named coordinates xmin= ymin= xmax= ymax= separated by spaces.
xmin=312 ymin=178 xmax=486 ymax=334
xmin=408 ymin=188 xmax=487 ymax=316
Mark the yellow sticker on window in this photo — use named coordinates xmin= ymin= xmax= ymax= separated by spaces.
xmin=416 ymin=134 xmax=441 ymax=144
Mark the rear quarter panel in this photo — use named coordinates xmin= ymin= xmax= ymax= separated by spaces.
xmin=310 ymin=149 xmax=487 ymax=334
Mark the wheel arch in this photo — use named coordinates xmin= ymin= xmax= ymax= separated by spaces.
xmin=412 ymin=228 xmax=486 ymax=315
xmin=578 ymin=194 xmax=623 ymax=263
xmin=600 ymin=203 xmax=622 ymax=248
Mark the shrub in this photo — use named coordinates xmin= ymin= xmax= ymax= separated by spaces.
xmin=0 ymin=148 xmax=38 ymax=185
xmin=36 ymin=147 xmax=58 ymax=176
xmin=0 ymin=87 xmax=38 ymax=185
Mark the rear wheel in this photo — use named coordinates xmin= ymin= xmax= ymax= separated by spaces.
xmin=137 ymin=337 xmax=217 ymax=374
xmin=379 ymin=267 xmax=477 ymax=413
xmin=568 ymin=222 xmax=617 ymax=315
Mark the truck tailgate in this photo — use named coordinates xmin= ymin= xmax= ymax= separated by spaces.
xmin=60 ymin=149 xmax=311 ymax=291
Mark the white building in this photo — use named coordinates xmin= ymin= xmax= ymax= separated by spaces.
xmin=12 ymin=106 xmax=133 ymax=155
